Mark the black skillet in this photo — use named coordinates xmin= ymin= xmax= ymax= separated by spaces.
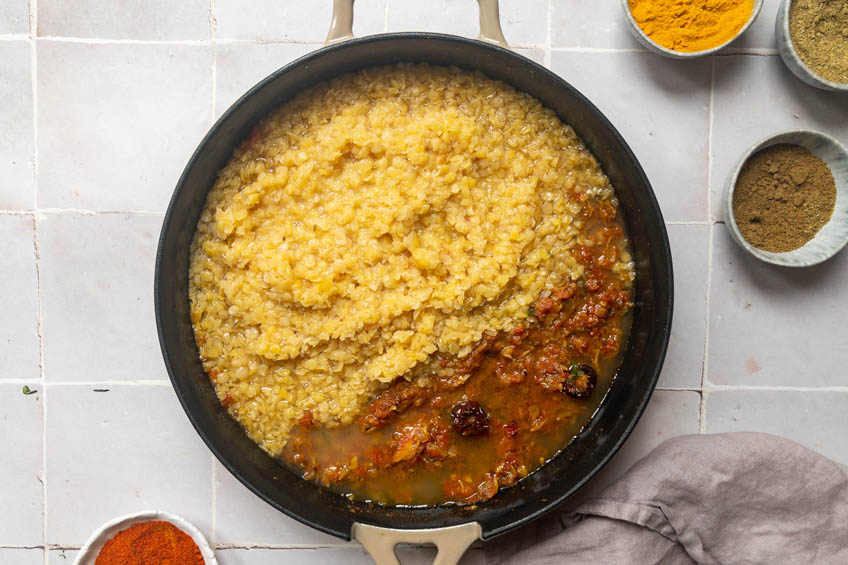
xmin=154 ymin=0 xmax=673 ymax=562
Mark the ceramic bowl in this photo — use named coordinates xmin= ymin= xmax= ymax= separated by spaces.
xmin=621 ymin=0 xmax=763 ymax=59
xmin=775 ymin=0 xmax=848 ymax=92
xmin=74 ymin=510 xmax=217 ymax=565
xmin=723 ymin=130 xmax=848 ymax=267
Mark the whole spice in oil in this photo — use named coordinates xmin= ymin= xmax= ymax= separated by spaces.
xmin=732 ymin=144 xmax=836 ymax=253
xmin=789 ymin=0 xmax=848 ymax=84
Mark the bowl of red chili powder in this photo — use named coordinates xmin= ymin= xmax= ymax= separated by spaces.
xmin=74 ymin=510 xmax=216 ymax=565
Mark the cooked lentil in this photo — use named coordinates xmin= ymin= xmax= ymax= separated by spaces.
xmin=189 ymin=63 xmax=634 ymax=456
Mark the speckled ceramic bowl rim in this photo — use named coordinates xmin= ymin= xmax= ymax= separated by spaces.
xmin=73 ymin=510 xmax=217 ymax=565
xmin=621 ymin=0 xmax=764 ymax=59
xmin=776 ymin=0 xmax=848 ymax=91
xmin=724 ymin=129 xmax=848 ymax=267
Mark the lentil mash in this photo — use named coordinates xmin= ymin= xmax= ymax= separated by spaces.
xmin=189 ymin=63 xmax=634 ymax=505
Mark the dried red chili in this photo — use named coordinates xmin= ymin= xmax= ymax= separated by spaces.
xmin=450 ymin=401 xmax=490 ymax=437
xmin=94 ymin=520 xmax=204 ymax=565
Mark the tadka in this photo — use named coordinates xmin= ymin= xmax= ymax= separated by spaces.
xmin=283 ymin=198 xmax=633 ymax=506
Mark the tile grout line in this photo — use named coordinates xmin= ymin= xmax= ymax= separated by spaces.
xmin=32 ymin=211 xmax=46 ymax=559
xmin=28 ymin=0 xmax=48 ymax=560
xmin=5 ymin=381 xmax=843 ymax=392
xmin=41 ymin=543 xmax=355 ymax=551
xmin=5 ymin=381 xmax=842 ymax=391
xmin=34 ymin=36 xmax=324 ymax=46
xmin=702 ymin=385 xmax=848 ymax=392
xmin=0 ymin=208 xmax=163 ymax=215
xmin=0 ymin=211 xmax=719 ymax=223
xmin=36 ymin=36 xmax=211 ymax=45
xmin=699 ymin=55 xmax=717 ymax=434
xmin=384 ymin=0 xmax=389 ymax=33
xmin=208 ymin=0 xmax=218 ymax=547
xmin=212 ymin=543 xmax=356 ymax=550
xmin=210 ymin=0 xmax=216 ymax=124
xmin=40 ymin=381 xmax=173 ymax=386
xmin=11 ymin=36 xmax=780 ymax=56
xmin=210 ymin=456 xmax=217 ymax=546
xmin=209 ymin=38 xmax=324 ymax=45
xmin=544 ymin=0 xmax=552 ymax=68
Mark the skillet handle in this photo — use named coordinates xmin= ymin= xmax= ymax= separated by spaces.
xmin=352 ymin=522 xmax=482 ymax=565
xmin=325 ymin=0 xmax=509 ymax=48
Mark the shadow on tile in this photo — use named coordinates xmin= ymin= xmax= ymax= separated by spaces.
xmin=718 ymin=223 xmax=848 ymax=292
xmin=631 ymin=53 xmax=712 ymax=96
xmin=714 ymin=55 xmax=848 ymax=121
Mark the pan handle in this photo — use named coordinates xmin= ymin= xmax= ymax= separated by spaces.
xmin=352 ymin=522 xmax=482 ymax=565
xmin=325 ymin=0 xmax=509 ymax=48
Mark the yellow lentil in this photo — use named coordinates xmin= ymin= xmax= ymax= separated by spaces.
xmin=189 ymin=64 xmax=632 ymax=455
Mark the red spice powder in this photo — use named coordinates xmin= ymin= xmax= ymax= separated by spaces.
xmin=94 ymin=520 xmax=204 ymax=565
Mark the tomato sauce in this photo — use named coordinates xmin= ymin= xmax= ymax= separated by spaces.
xmin=281 ymin=199 xmax=633 ymax=506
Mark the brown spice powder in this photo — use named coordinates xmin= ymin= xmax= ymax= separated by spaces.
xmin=732 ymin=144 xmax=836 ymax=253
xmin=789 ymin=0 xmax=848 ymax=84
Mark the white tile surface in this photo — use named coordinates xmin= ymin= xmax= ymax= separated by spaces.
xmin=39 ymin=214 xmax=163 ymax=382
xmin=0 ymin=383 xmax=43 ymax=546
xmin=658 ymin=225 xmax=709 ymax=389
xmin=215 ymin=42 xmax=321 ymax=117
xmin=577 ymin=390 xmax=701 ymax=497
xmin=45 ymin=385 xmax=212 ymax=545
xmin=727 ymin=0 xmax=780 ymax=51
xmin=216 ymin=548 xmax=372 ymax=565
xmin=551 ymin=0 xmax=643 ymax=49
xmin=214 ymin=546 xmax=486 ymax=565
xmin=215 ymin=0 xmax=385 ymax=41
xmin=0 ymin=41 xmax=35 ymax=210
xmin=514 ymin=46 xmax=545 ymax=66
xmin=37 ymin=41 xmax=212 ymax=212
xmin=0 ymin=549 xmax=43 ymax=565
xmin=387 ymin=0 xmax=477 ymax=37
xmin=0 ymin=0 xmax=29 ymax=35
xmin=499 ymin=0 xmax=548 ymax=45
xmin=48 ymin=549 xmax=77 ymax=564
xmin=38 ymin=0 xmax=209 ymax=40
xmin=710 ymin=55 xmax=848 ymax=218
xmin=215 ymin=42 xmax=545 ymax=118
xmin=706 ymin=391 xmax=848 ymax=465
xmin=395 ymin=546 xmax=486 ymax=565
xmin=213 ymin=462 xmax=343 ymax=546
xmin=551 ymin=52 xmax=711 ymax=222
xmin=0 ymin=216 xmax=39 ymax=380
xmin=707 ymin=227 xmax=848 ymax=387
xmin=1 ymin=0 xmax=847 ymax=558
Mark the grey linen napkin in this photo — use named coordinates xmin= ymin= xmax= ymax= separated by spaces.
xmin=485 ymin=433 xmax=848 ymax=564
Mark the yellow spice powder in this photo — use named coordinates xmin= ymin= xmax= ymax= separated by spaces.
xmin=629 ymin=0 xmax=755 ymax=53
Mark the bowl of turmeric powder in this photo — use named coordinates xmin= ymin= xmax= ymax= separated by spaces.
xmin=623 ymin=0 xmax=764 ymax=58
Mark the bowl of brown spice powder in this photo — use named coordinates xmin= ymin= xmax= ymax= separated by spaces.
xmin=777 ymin=0 xmax=848 ymax=91
xmin=724 ymin=130 xmax=848 ymax=267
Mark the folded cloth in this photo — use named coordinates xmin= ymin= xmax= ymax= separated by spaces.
xmin=485 ymin=433 xmax=848 ymax=564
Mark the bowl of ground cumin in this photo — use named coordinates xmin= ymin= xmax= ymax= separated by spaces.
xmin=623 ymin=0 xmax=763 ymax=58
xmin=777 ymin=0 xmax=848 ymax=91
xmin=724 ymin=130 xmax=848 ymax=267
